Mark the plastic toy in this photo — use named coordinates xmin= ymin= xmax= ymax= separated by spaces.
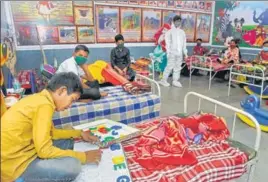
xmin=86 ymin=60 xmax=108 ymax=84
xmin=237 ymin=94 xmax=268 ymax=132
xmin=244 ymin=85 xmax=268 ymax=99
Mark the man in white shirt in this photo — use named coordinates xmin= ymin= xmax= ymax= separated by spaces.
xmin=159 ymin=15 xmax=188 ymax=88
xmin=57 ymin=45 xmax=107 ymax=100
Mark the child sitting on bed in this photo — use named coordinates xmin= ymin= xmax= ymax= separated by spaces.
xmin=218 ymin=39 xmax=240 ymax=64
xmin=254 ymin=40 xmax=268 ymax=65
xmin=193 ymin=38 xmax=209 ymax=56
xmin=110 ymin=34 xmax=136 ymax=81
xmin=57 ymin=45 xmax=107 ymax=101
xmin=1 ymin=72 xmax=102 ymax=182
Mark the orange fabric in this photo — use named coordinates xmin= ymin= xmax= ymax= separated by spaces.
xmin=102 ymin=65 xmax=129 ymax=85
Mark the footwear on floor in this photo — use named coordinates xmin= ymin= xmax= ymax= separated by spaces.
xmin=172 ymin=81 xmax=182 ymax=88
xmin=158 ymin=80 xmax=170 ymax=87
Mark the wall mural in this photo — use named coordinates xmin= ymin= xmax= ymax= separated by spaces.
xmin=212 ymin=1 xmax=268 ymax=48
xmin=9 ymin=1 xmax=213 ymax=46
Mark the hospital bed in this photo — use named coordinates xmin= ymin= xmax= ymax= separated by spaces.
xmin=53 ymin=74 xmax=161 ymax=129
xmin=123 ymin=92 xmax=260 ymax=182
xmin=228 ymin=63 xmax=268 ymax=99
xmin=188 ymin=55 xmax=230 ymax=90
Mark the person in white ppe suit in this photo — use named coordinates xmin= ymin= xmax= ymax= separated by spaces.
xmin=159 ymin=15 xmax=188 ymax=87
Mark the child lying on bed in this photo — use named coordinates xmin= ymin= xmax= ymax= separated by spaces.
xmin=57 ymin=45 xmax=107 ymax=101
xmin=1 ymin=72 xmax=101 ymax=182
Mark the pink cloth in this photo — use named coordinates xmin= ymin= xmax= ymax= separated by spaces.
xmin=123 ymin=115 xmax=248 ymax=182
xmin=133 ymin=114 xmax=230 ymax=170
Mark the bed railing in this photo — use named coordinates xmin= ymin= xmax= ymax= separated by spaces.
xmin=184 ymin=92 xmax=261 ymax=151
xmin=135 ymin=74 xmax=161 ymax=98
xmin=228 ymin=63 xmax=267 ymax=99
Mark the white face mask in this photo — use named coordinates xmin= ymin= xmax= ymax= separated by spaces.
xmin=174 ymin=21 xmax=181 ymax=28
xmin=162 ymin=28 xmax=167 ymax=33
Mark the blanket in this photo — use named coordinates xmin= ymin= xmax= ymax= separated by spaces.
xmin=185 ymin=56 xmax=230 ymax=72
xmin=122 ymin=81 xmax=151 ymax=95
xmin=123 ymin=115 xmax=248 ymax=182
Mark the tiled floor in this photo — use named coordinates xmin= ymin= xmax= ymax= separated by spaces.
xmin=158 ymin=74 xmax=267 ymax=182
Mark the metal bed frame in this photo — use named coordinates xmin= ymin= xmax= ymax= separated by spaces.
xmin=228 ymin=63 xmax=268 ymax=100
xmin=135 ymin=73 xmax=161 ymax=98
xmin=184 ymin=92 xmax=261 ymax=182
xmin=189 ymin=55 xmax=229 ymax=90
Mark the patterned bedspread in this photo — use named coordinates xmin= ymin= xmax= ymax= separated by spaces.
xmin=122 ymin=116 xmax=248 ymax=182
xmin=53 ymin=86 xmax=161 ymax=129
xmin=185 ymin=56 xmax=230 ymax=72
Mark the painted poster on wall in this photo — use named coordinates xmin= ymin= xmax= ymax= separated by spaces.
xmin=162 ymin=10 xmax=180 ymax=25
xmin=58 ymin=26 xmax=77 ymax=43
xmin=167 ymin=1 xmax=175 ymax=8
xmin=120 ymin=7 xmax=141 ymax=42
xmin=11 ymin=1 xmax=74 ymax=25
xmin=205 ymin=1 xmax=213 ymax=12
xmin=195 ymin=14 xmax=211 ymax=42
xmin=36 ymin=26 xmax=59 ymax=44
xmin=158 ymin=1 xmax=167 ymax=8
xmin=139 ymin=1 xmax=148 ymax=6
xmin=212 ymin=1 xmax=268 ymax=48
xmin=96 ymin=6 xmax=119 ymax=43
xmin=15 ymin=24 xmax=39 ymax=46
xmin=73 ymin=1 xmax=93 ymax=7
xmin=148 ymin=1 xmax=158 ymax=7
xmin=118 ymin=0 xmax=128 ymax=4
xmin=142 ymin=9 xmax=161 ymax=42
xmin=77 ymin=26 xmax=95 ymax=43
xmin=74 ymin=7 xmax=94 ymax=25
xmin=129 ymin=1 xmax=138 ymax=5
xmin=181 ymin=12 xmax=196 ymax=42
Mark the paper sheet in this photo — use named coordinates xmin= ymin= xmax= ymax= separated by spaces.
xmin=74 ymin=142 xmax=132 ymax=182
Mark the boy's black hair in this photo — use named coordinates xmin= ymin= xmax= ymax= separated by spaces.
xmin=47 ymin=72 xmax=83 ymax=95
xmin=263 ymin=41 xmax=268 ymax=46
xmin=115 ymin=34 xmax=124 ymax=42
xmin=173 ymin=15 xmax=182 ymax=22
xmin=74 ymin=45 xmax=90 ymax=54
xmin=231 ymin=39 xmax=237 ymax=44
xmin=196 ymin=38 xmax=203 ymax=42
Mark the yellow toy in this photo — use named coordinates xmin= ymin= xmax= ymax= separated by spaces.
xmin=83 ymin=60 xmax=108 ymax=84
xmin=237 ymin=113 xmax=268 ymax=132
xmin=238 ymin=94 xmax=268 ymax=132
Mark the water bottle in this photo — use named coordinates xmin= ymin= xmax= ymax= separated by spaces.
xmin=13 ymin=78 xmax=21 ymax=92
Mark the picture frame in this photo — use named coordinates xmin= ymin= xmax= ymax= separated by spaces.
xmin=36 ymin=25 xmax=59 ymax=45
xmin=96 ymin=5 xmax=120 ymax=43
xmin=195 ymin=13 xmax=211 ymax=43
xmin=142 ymin=9 xmax=161 ymax=42
xmin=73 ymin=1 xmax=93 ymax=7
xmin=120 ymin=7 xmax=142 ymax=42
xmin=58 ymin=26 xmax=77 ymax=43
xmin=181 ymin=12 xmax=197 ymax=42
xmin=77 ymin=26 xmax=95 ymax=43
xmin=74 ymin=7 xmax=94 ymax=25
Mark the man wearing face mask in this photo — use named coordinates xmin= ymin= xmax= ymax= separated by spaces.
xmin=57 ymin=45 xmax=107 ymax=101
xmin=110 ymin=34 xmax=135 ymax=81
xmin=159 ymin=15 xmax=188 ymax=87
